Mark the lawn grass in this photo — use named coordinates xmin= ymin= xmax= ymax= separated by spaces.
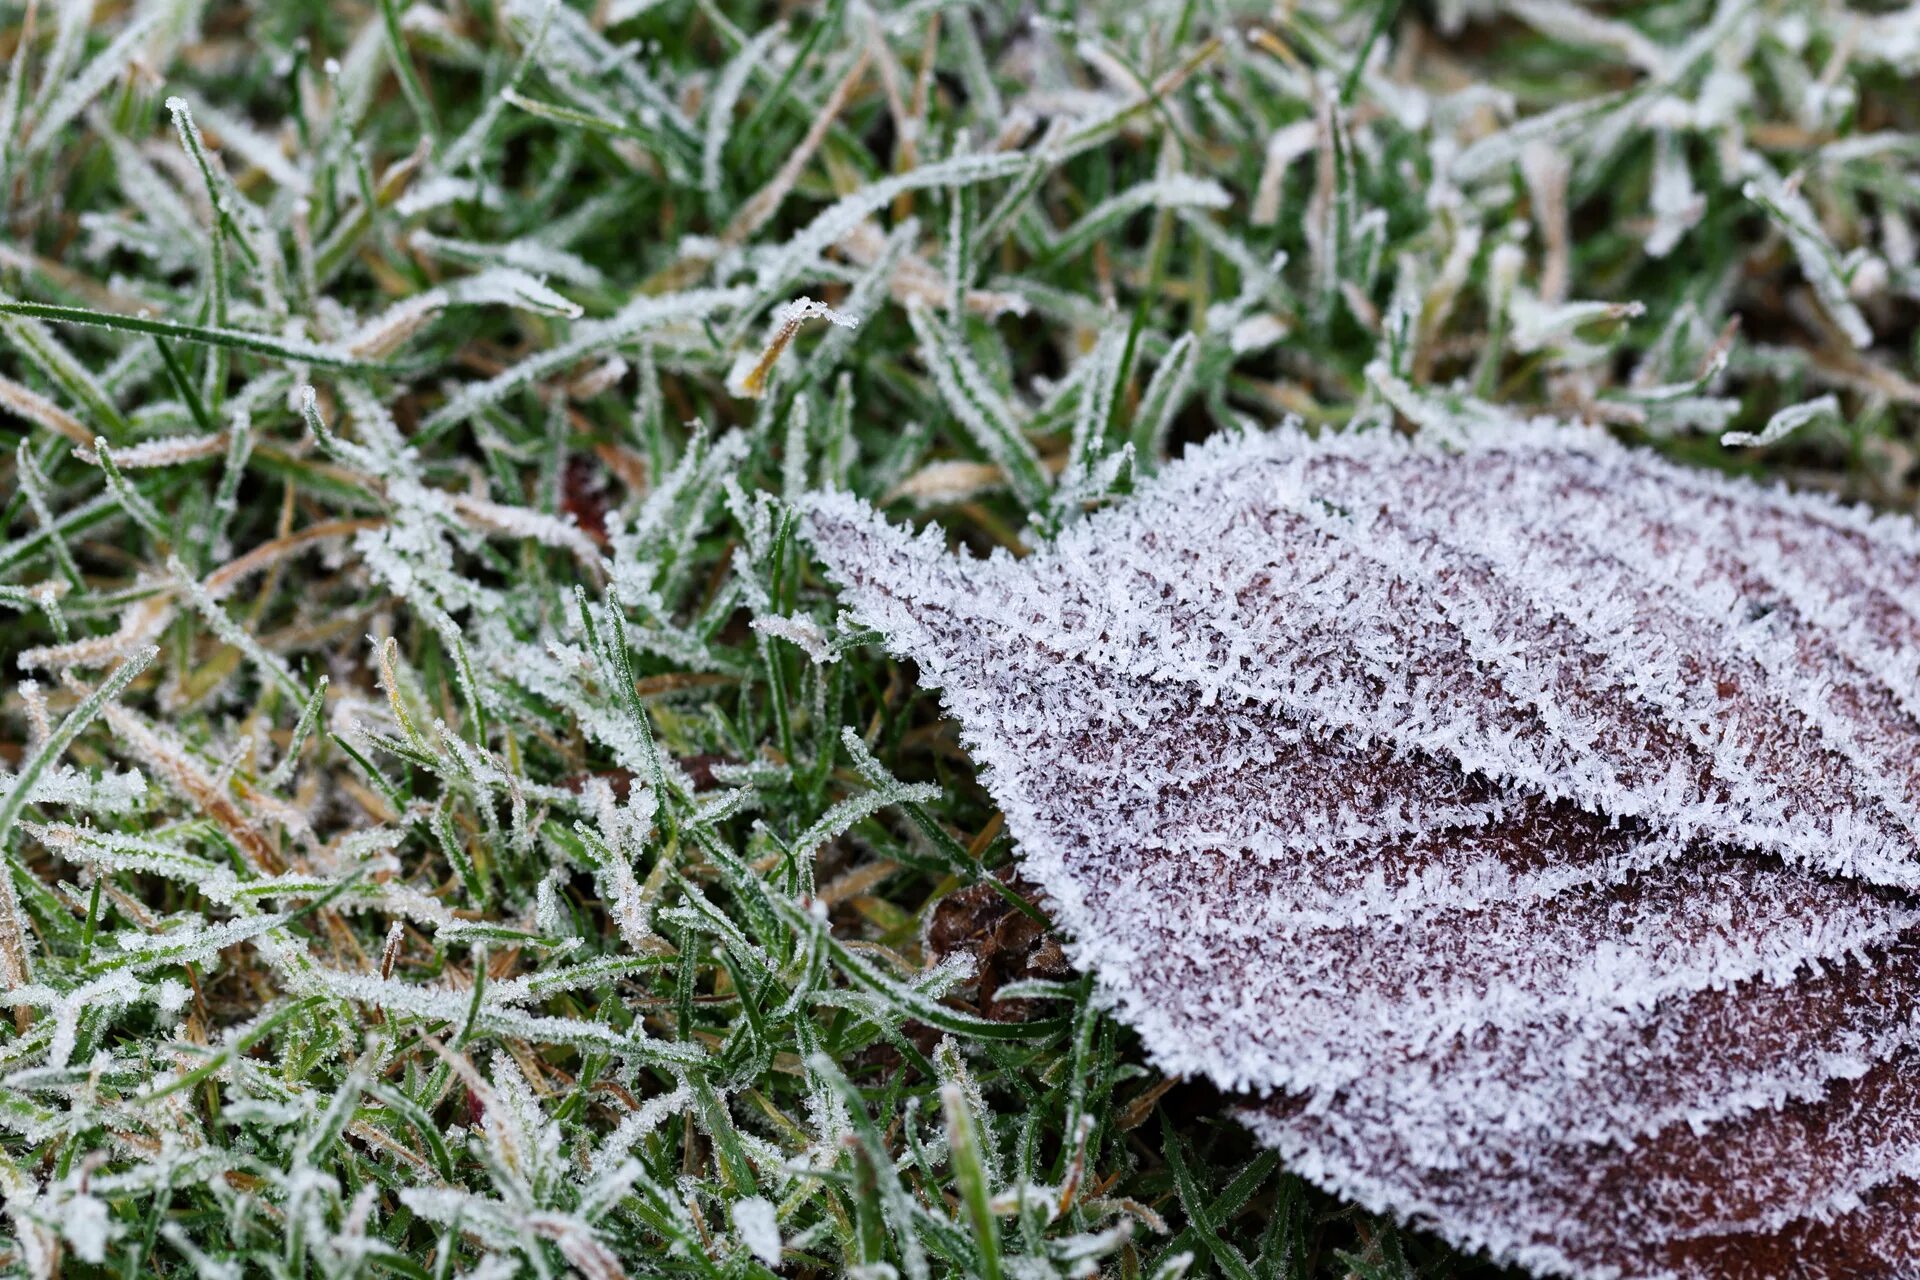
xmin=0 ymin=0 xmax=1913 ymax=1276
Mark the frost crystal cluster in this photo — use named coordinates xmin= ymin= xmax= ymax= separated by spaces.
xmin=808 ymin=422 xmax=1920 ymax=1280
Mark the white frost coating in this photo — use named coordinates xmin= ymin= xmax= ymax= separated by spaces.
xmin=1227 ymin=313 xmax=1290 ymax=355
xmin=448 ymin=492 xmax=602 ymax=566
xmin=905 ymin=303 xmax=1049 ymax=511
xmin=59 ymin=1191 xmax=115 ymax=1264
xmin=1721 ymin=394 xmax=1841 ymax=448
xmin=702 ymin=21 xmax=787 ymax=198
xmin=731 ymin=1195 xmax=782 ymax=1266
xmin=74 ymin=432 xmax=228 ymax=469
xmin=751 ymin=613 xmax=838 ymax=663
xmin=0 ymin=765 xmax=146 ymax=815
xmin=805 ymin=420 xmax=1920 ymax=1280
xmin=1644 ymin=129 xmax=1703 ymax=258
xmin=592 ymin=1083 xmax=690 ymax=1172
xmin=1252 ymin=120 xmax=1319 ymax=226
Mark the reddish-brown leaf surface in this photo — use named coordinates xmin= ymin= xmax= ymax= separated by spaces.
xmin=924 ymin=872 xmax=1071 ymax=1021
xmin=806 ymin=420 xmax=1920 ymax=1279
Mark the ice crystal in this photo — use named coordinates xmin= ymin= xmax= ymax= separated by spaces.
xmin=807 ymin=420 xmax=1920 ymax=1280
xmin=731 ymin=1195 xmax=783 ymax=1267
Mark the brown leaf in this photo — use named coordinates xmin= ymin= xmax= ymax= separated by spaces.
xmin=806 ymin=420 xmax=1920 ymax=1279
xmin=561 ymin=454 xmax=613 ymax=547
xmin=925 ymin=872 xmax=1070 ymax=1021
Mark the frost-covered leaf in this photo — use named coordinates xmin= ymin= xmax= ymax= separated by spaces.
xmin=807 ymin=421 xmax=1920 ymax=1279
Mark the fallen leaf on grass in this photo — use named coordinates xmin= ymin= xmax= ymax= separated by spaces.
xmin=807 ymin=419 xmax=1920 ymax=1280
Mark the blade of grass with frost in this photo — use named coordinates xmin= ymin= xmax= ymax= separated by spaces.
xmin=1506 ymin=294 xmax=1645 ymax=362
xmin=781 ymin=393 xmax=813 ymax=499
xmin=497 ymin=85 xmax=683 ymax=164
xmin=1157 ymin=1155 xmax=1289 ymax=1277
xmin=172 ymin=94 xmax=310 ymax=196
xmin=1040 ymin=176 xmax=1232 ymax=265
xmin=0 ymin=372 xmax=91 ymax=449
xmin=702 ymin=19 xmax=787 ymax=210
xmin=408 ymin=230 xmax=605 ymax=290
xmin=617 ymin=425 xmax=747 ymax=590
xmin=1180 ymin=210 xmax=1291 ymax=308
xmin=905 ymin=303 xmax=1050 ymax=512
xmin=137 ymin=996 xmax=326 ymax=1104
xmin=41 ymin=828 xmax=257 ymax=900
xmin=23 ymin=0 xmax=89 ymax=131
xmin=944 ymin=1080 xmax=1004 ymax=1280
xmin=720 ymin=44 xmax=872 ymax=248
xmin=1160 ymin=1120 xmax=1262 ymax=1280
xmin=1722 ymin=394 xmax=1843 ymax=448
xmin=168 ymin=556 xmax=303 ymax=700
xmin=727 ymin=297 xmax=860 ymax=400
xmin=1645 ymin=129 xmax=1703 ymax=258
xmin=539 ymin=2 xmax=697 ymax=146
xmin=0 ymin=300 xmax=388 ymax=371
xmin=812 ymin=1052 xmax=937 ymax=1280
xmin=819 ymin=372 xmax=856 ymax=489
xmin=792 ymin=220 xmax=918 ymax=398
xmin=1573 ymin=7 xmax=1753 ymax=193
xmin=948 ymin=165 xmax=978 ymax=321
xmin=1048 ymin=36 xmax=1223 ymax=161
xmin=418 ymin=286 xmax=749 ymax=437
xmin=581 ymin=585 xmax=673 ymax=801
xmin=378 ymin=0 xmax=440 ymax=147
xmin=23 ymin=5 xmax=166 ymax=156
xmin=344 ymin=267 xmax=585 ymax=359
xmin=1600 ymin=342 xmax=1737 ymax=433
xmin=0 ymin=0 xmax=35 ymax=197
xmin=167 ymin=96 xmax=288 ymax=325
xmin=523 ymin=71 xmax=693 ymax=184
xmin=0 ymin=586 xmax=66 ymax=641
xmin=0 ymin=647 xmax=156 ymax=987
xmin=836 ymin=727 xmax=999 ymax=888
xmin=1448 ymin=89 xmax=1627 ymax=186
xmin=747 ymin=149 xmax=1033 ymax=295
xmin=1131 ymin=332 xmax=1198 ymax=466
xmin=96 ymin=129 xmax=205 ymax=262
xmin=0 ymin=305 xmax=130 ymax=439
xmin=91 ymin=441 xmax=169 ymax=543
xmin=974 ymin=141 xmax=1058 ymax=258
xmin=200 ymin=397 xmax=255 ymax=563
xmin=1742 ymin=159 xmax=1875 ymax=349
xmin=1065 ymin=324 xmax=1128 ymax=491
xmin=309 ymin=153 xmax=432 ymax=289
xmin=763 ymin=889 xmax=1066 ymax=1041
xmin=87 ymin=433 xmax=228 ymax=472
xmin=1505 ymin=0 xmax=1668 ymax=72
xmin=0 ymin=488 xmax=122 ymax=580
xmin=442 ymin=1 xmax=554 ymax=173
